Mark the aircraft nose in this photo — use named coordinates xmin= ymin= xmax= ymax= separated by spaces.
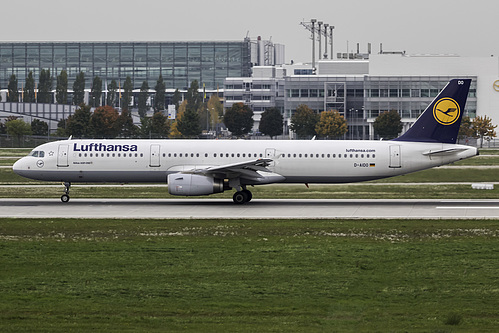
xmin=12 ymin=157 xmax=29 ymax=176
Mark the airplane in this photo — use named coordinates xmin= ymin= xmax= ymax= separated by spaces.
xmin=13 ymin=79 xmax=478 ymax=204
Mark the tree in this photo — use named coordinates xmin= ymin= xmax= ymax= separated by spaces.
xmin=472 ymin=115 xmax=497 ymax=148
xmin=91 ymin=105 xmax=120 ymax=138
xmin=458 ymin=116 xmax=474 ymax=143
xmin=24 ymin=71 xmax=35 ymax=103
xmin=315 ymin=110 xmax=348 ymax=139
xmin=259 ymin=107 xmax=283 ymax=139
xmin=54 ymin=118 xmax=68 ymax=137
xmin=66 ymin=104 xmax=93 ymax=138
xmin=56 ymin=70 xmax=68 ymax=104
xmin=37 ymin=69 xmax=52 ymax=103
xmin=175 ymin=81 xmax=202 ymax=137
xmin=154 ymin=75 xmax=166 ymax=112
xmin=170 ymin=100 xmax=187 ymax=138
xmin=121 ymin=76 xmax=133 ymax=111
xmin=73 ymin=71 xmax=86 ymax=105
xmin=373 ymin=110 xmax=402 ymax=139
xmin=6 ymin=119 xmax=32 ymax=145
xmin=290 ymin=104 xmax=319 ymax=138
xmin=172 ymin=88 xmax=182 ymax=112
xmin=138 ymin=81 xmax=149 ymax=118
xmin=223 ymin=103 xmax=254 ymax=137
xmin=117 ymin=109 xmax=137 ymax=138
xmin=7 ymin=74 xmax=19 ymax=102
xmin=90 ymin=76 xmax=103 ymax=107
xmin=31 ymin=119 xmax=48 ymax=136
xmin=186 ymin=80 xmax=202 ymax=114
xmin=150 ymin=111 xmax=170 ymax=138
xmin=106 ymin=80 xmax=118 ymax=107
xmin=207 ymin=94 xmax=223 ymax=131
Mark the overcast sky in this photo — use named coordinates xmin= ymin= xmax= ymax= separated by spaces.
xmin=2 ymin=0 xmax=498 ymax=63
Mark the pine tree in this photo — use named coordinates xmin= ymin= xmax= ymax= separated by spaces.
xmin=122 ymin=76 xmax=133 ymax=111
xmin=154 ymin=75 xmax=166 ymax=111
xmin=91 ymin=76 xmax=103 ymax=107
xmin=7 ymin=74 xmax=19 ymax=102
xmin=56 ymin=70 xmax=68 ymax=104
xmin=138 ymin=81 xmax=149 ymax=118
xmin=24 ymin=71 xmax=35 ymax=103
xmin=73 ymin=71 xmax=86 ymax=105
xmin=106 ymin=80 xmax=118 ymax=106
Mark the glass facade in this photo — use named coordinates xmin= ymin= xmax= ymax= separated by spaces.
xmin=0 ymin=41 xmax=251 ymax=91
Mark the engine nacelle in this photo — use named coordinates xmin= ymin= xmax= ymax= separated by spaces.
xmin=168 ymin=173 xmax=225 ymax=196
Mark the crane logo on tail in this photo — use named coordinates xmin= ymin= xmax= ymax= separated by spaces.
xmin=433 ymin=98 xmax=461 ymax=125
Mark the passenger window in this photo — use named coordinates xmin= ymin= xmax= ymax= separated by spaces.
xmin=373 ymin=154 xmax=376 ymax=158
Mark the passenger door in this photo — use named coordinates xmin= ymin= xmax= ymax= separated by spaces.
xmin=57 ymin=144 xmax=69 ymax=167
xmin=389 ymin=145 xmax=401 ymax=168
xmin=150 ymin=144 xmax=161 ymax=167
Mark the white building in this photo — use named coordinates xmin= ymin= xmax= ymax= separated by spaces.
xmin=224 ymin=54 xmax=499 ymax=140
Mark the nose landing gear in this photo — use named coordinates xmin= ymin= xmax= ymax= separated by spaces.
xmin=61 ymin=182 xmax=71 ymax=203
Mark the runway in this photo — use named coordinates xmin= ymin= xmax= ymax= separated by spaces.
xmin=1 ymin=198 xmax=498 ymax=219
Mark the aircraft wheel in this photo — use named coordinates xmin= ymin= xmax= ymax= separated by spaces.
xmin=242 ymin=189 xmax=252 ymax=202
xmin=61 ymin=194 xmax=70 ymax=203
xmin=233 ymin=191 xmax=249 ymax=204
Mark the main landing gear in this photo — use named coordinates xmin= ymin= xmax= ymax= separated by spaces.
xmin=61 ymin=182 xmax=71 ymax=203
xmin=232 ymin=189 xmax=252 ymax=204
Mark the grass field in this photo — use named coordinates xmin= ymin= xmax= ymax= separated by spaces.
xmin=1 ymin=218 xmax=498 ymax=332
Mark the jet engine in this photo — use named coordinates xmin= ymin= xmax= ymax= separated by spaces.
xmin=168 ymin=173 xmax=225 ymax=196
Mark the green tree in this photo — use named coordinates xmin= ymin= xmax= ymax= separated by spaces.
xmin=154 ymin=75 xmax=166 ymax=112
xmin=6 ymin=119 xmax=32 ymax=145
xmin=24 ymin=71 xmax=35 ymax=103
xmin=176 ymin=107 xmax=201 ymax=137
xmin=31 ymin=119 xmax=49 ymax=136
xmin=172 ymin=88 xmax=182 ymax=112
xmin=91 ymin=105 xmax=120 ymax=138
xmin=259 ymin=107 xmax=283 ymax=139
xmin=37 ymin=69 xmax=52 ymax=103
xmin=186 ymin=80 xmax=202 ymax=115
xmin=223 ymin=103 xmax=254 ymax=137
xmin=150 ymin=111 xmax=170 ymax=138
xmin=121 ymin=76 xmax=133 ymax=111
xmin=66 ymin=104 xmax=93 ymax=138
xmin=315 ymin=110 xmax=348 ymax=139
xmin=138 ymin=81 xmax=149 ymax=118
xmin=373 ymin=110 xmax=403 ymax=139
xmin=106 ymin=80 xmax=118 ymax=106
xmin=56 ymin=70 xmax=68 ymax=104
xmin=175 ymin=81 xmax=202 ymax=137
xmin=290 ymin=104 xmax=319 ymax=138
xmin=73 ymin=71 xmax=86 ymax=105
xmin=7 ymin=74 xmax=19 ymax=102
xmin=54 ymin=118 xmax=68 ymax=137
xmin=90 ymin=76 xmax=103 ymax=107
xmin=458 ymin=116 xmax=474 ymax=143
xmin=472 ymin=115 xmax=497 ymax=148
xmin=117 ymin=109 xmax=137 ymax=138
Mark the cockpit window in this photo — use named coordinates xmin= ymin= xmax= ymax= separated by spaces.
xmin=29 ymin=151 xmax=45 ymax=158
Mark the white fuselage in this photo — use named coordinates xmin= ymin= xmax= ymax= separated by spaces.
xmin=13 ymin=139 xmax=478 ymax=184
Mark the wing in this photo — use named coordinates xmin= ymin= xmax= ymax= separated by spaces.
xmin=183 ymin=158 xmax=285 ymax=184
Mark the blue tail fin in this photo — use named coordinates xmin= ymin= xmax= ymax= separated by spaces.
xmin=393 ymin=79 xmax=471 ymax=144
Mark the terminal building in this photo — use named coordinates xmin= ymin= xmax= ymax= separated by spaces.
xmin=1 ymin=38 xmax=498 ymax=142
xmin=224 ymin=53 xmax=499 ymax=140
xmin=0 ymin=38 xmax=284 ymax=126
